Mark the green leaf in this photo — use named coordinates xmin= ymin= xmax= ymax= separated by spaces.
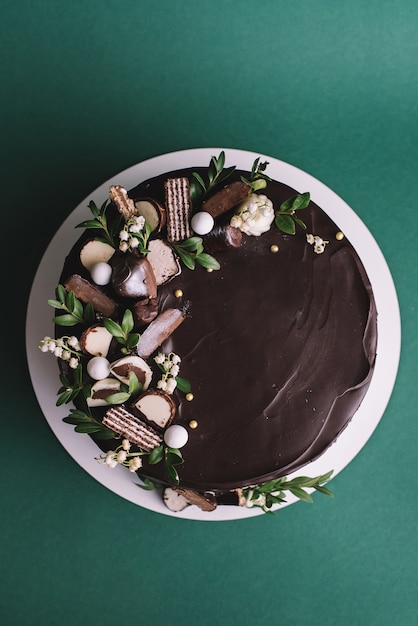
xmin=289 ymin=487 xmax=313 ymax=503
xmin=126 ymin=333 xmax=140 ymax=349
xmin=196 ymin=253 xmax=220 ymax=270
xmin=121 ymin=309 xmax=134 ymax=334
xmin=47 ymin=299 xmax=62 ymax=309
xmin=292 ymin=192 xmax=310 ymax=210
xmin=103 ymin=318 xmax=125 ymax=338
xmin=76 ymin=219 xmax=102 ymax=230
xmin=165 ymin=463 xmax=180 ymax=484
xmin=192 ymin=172 xmax=206 ymax=191
xmin=52 ymin=314 xmax=79 ymax=327
xmin=175 ymin=376 xmax=191 ymax=394
xmin=148 ymin=445 xmax=164 ymax=465
xmin=105 ymin=392 xmax=130 ymax=404
xmin=74 ymin=423 xmax=102 ymax=434
xmin=275 ymin=214 xmax=296 ymax=235
xmin=315 ymin=485 xmax=334 ymax=497
xmin=128 ymin=371 xmax=142 ymax=396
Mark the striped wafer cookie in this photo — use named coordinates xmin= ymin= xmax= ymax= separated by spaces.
xmin=103 ymin=406 xmax=162 ymax=451
xmin=109 ymin=185 xmax=137 ymax=220
xmin=164 ymin=177 xmax=192 ymax=242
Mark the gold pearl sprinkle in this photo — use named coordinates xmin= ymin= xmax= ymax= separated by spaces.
xmin=185 ymin=392 xmax=194 ymax=402
xmin=206 ymin=268 xmax=213 ymax=273
xmin=335 ymin=231 xmax=344 ymax=241
xmin=189 ymin=419 xmax=198 ymax=429
xmin=270 ymin=244 xmax=279 ymax=253
xmin=174 ymin=289 xmax=183 ymax=298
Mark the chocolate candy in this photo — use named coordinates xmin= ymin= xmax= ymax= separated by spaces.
xmin=64 ymin=274 xmax=118 ymax=318
xmin=109 ymin=185 xmax=137 ymax=220
xmin=136 ymin=308 xmax=185 ymax=358
xmin=203 ymin=224 xmax=242 ymax=253
xmin=202 ymin=180 xmax=251 ymax=218
xmin=110 ymin=254 xmax=157 ymax=299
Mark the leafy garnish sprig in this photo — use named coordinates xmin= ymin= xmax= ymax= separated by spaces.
xmin=57 ymin=363 xmax=92 ymax=406
xmin=243 ymin=470 xmax=333 ymax=512
xmin=76 ymin=199 xmax=122 ymax=248
xmin=103 ymin=309 xmax=140 ymax=354
xmin=48 ymin=285 xmax=96 ymax=327
xmin=63 ymin=408 xmax=116 ymax=440
xmin=275 ymin=192 xmax=310 ymax=235
xmin=172 ymin=237 xmax=220 ymax=271
xmin=148 ymin=444 xmax=184 ymax=485
xmin=240 ymin=157 xmax=272 ymax=191
xmin=190 ymin=151 xmax=236 ymax=207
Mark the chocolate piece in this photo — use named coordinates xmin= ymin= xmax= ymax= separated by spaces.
xmin=110 ymin=253 xmax=157 ymax=299
xmin=80 ymin=324 xmax=113 ymax=357
xmin=110 ymin=355 xmax=152 ymax=388
xmin=102 ymin=405 xmax=162 ymax=451
xmin=216 ymin=489 xmax=246 ymax=506
xmin=174 ymin=488 xmax=217 ymax=512
xmin=64 ymin=274 xmax=117 ymax=318
xmin=134 ymin=198 xmax=166 ymax=232
xmin=87 ymin=378 xmax=121 ymax=407
xmin=109 ymin=185 xmax=137 ymax=220
xmin=147 ymin=239 xmax=181 ymax=286
xmin=132 ymin=390 xmax=176 ymax=429
xmin=136 ymin=308 xmax=185 ymax=358
xmin=164 ymin=177 xmax=192 ymax=242
xmin=202 ymin=180 xmax=251 ymax=218
xmin=163 ymin=487 xmax=190 ymax=512
xmin=79 ymin=239 xmax=115 ymax=272
xmin=203 ymin=224 xmax=242 ymax=253
xmin=132 ymin=297 xmax=159 ymax=327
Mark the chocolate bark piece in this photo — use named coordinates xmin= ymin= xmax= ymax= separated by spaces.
xmin=202 ymin=180 xmax=252 ymax=218
xmin=64 ymin=274 xmax=117 ymax=318
xmin=137 ymin=308 xmax=185 ymax=358
xmin=216 ymin=489 xmax=246 ymax=506
xmin=109 ymin=185 xmax=137 ymax=220
xmin=102 ymin=405 xmax=162 ymax=451
xmin=163 ymin=487 xmax=190 ymax=512
xmin=131 ymin=390 xmax=176 ymax=429
xmin=173 ymin=488 xmax=217 ymax=512
xmin=203 ymin=224 xmax=242 ymax=253
xmin=132 ymin=297 xmax=159 ymax=327
xmin=110 ymin=254 xmax=157 ymax=299
xmin=164 ymin=177 xmax=192 ymax=242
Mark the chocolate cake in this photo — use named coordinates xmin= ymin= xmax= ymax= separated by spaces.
xmin=40 ymin=153 xmax=377 ymax=513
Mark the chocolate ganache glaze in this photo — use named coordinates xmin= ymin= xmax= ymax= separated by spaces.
xmin=60 ymin=167 xmax=377 ymax=494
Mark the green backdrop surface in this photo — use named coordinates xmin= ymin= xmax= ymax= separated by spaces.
xmin=1 ymin=1 xmax=417 ymax=625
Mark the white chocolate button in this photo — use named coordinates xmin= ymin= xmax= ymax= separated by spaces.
xmin=164 ymin=424 xmax=189 ymax=449
xmin=191 ymin=211 xmax=214 ymax=235
xmin=90 ymin=262 xmax=112 ymax=286
xmin=87 ymin=356 xmax=111 ymax=380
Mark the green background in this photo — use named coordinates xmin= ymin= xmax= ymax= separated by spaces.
xmin=2 ymin=1 xmax=417 ymax=624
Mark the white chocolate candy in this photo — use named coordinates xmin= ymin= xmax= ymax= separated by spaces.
xmin=90 ymin=262 xmax=112 ymax=286
xmin=87 ymin=356 xmax=111 ymax=380
xmin=164 ymin=424 xmax=189 ymax=449
xmin=191 ymin=211 xmax=214 ymax=235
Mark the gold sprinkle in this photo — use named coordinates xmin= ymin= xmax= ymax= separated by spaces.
xmin=270 ymin=244 xmax=279 ymax=253
xmin=185 ymin=392 xmax=194 ymax=402
xmin=206 ymin=268 xmax=213 ymax=273
xmin=189 ymin=419 xmax=198 ymax=429
xmin=335 ymin=231 xmax=344 ymax=241
xmin=174 ymin=289 xmax=183 ymax=298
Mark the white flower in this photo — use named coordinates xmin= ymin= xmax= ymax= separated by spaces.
xmin=306 ymin=234 xmax=315 ymax=244
xmin=157 ymin=379 xmax=167 ymax=391
xmin=129 ymin=237 xmax=139 ymax=249
xmin=119 ymin=241 xmax=128 ymax=253
xmin=170 ymin=364 xmax=180 ymax=378
xmin=61 ymin=350 xmax=71 ymax=361
xmin=67 ymin=336 xmax=79 ymax=348
xmin=48 ymin=341 xmax=56 ymax=352
xmin=165 ymin=378 xmax=177 ymax=394
xmin=128 ymin=457 xmax=142 ymax=472
xmin=105 ymin=451 xmax=118 ymax=468
xmin=230 ymin=215 xmax=242 ymax=229
xmin=122 ymin=439 xmax=131 ymax=451
xmin=54 ymin=346 xmax=63 ymax=358
xmin=154 ymin=353 xmax=165 ymax=365
xmin=171 ymin=354 xmax=181 ymax=365
xmin=69 ymin=358 xmax=79 ymax=369
xmin=119 ymin=229 xmax=129 ymax=241
xmin=39 ymin=342 xmax=49 ymax=353
xmin=231 ymin=193 xmax=274 ymax=236
xmin=116 ymin=450 xmax=127 ymax=464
